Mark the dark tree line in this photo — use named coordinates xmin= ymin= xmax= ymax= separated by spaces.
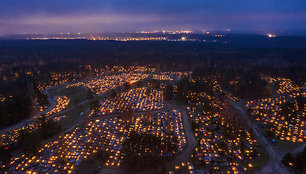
xmin=282 ymin=148 xmax=306 ymax=173
xmin=0 ymin=79 xmax=33 ymax=128
xmin=18 ymin=115 xmax=62 ymax=154
xmin=193 ymin=67 xmax=273 ymax=99
xmin=32 ymin=81 xmax=49 ymax=106
xmin=163 ymin=84 xmax=173 ymax=101
xmin=122 ymin=131 xmax=175 ymax=172
xmin=1 ymin=39 xmax=305 ymax=72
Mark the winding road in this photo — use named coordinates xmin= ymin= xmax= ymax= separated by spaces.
xmin=0 ymin=87 xmax=57 ymax=134
xmin=231 ymin=101 xmax=290 ymax=174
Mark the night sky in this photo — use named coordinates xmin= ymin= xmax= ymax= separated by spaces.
xmin=0 ymin=0 xmax=305 ymax=35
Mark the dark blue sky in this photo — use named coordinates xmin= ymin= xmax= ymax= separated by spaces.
xmin=0 ymin=0 xmax=305 ymax=35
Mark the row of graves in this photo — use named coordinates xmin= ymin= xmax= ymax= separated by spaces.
xmin=6 ymin=110 xmax=186 ymax=173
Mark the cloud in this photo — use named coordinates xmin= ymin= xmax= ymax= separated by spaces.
xmin=0 ymin=0 xmax=305 ymax=35
xmin=2 ymin=14 xmax=160 ymax=25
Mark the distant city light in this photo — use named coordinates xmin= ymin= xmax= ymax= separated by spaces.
xmin=267 ymin=34 xmax=277 ymax=38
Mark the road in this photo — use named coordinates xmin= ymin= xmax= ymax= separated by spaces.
xmin=231 ymin=101 xmax=290 ymax=174
xmin=166 ymin=105 xmax=197 ymax=169
xmin=290 ymin=143 xmax=306 ymax=155
xmin=38 ymin=86 xmax=58 ymax=115
xmin=0 ymin=86 xmax=57 ymax=134
xmin=0 ymin=83 xmax=93 ymax=134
